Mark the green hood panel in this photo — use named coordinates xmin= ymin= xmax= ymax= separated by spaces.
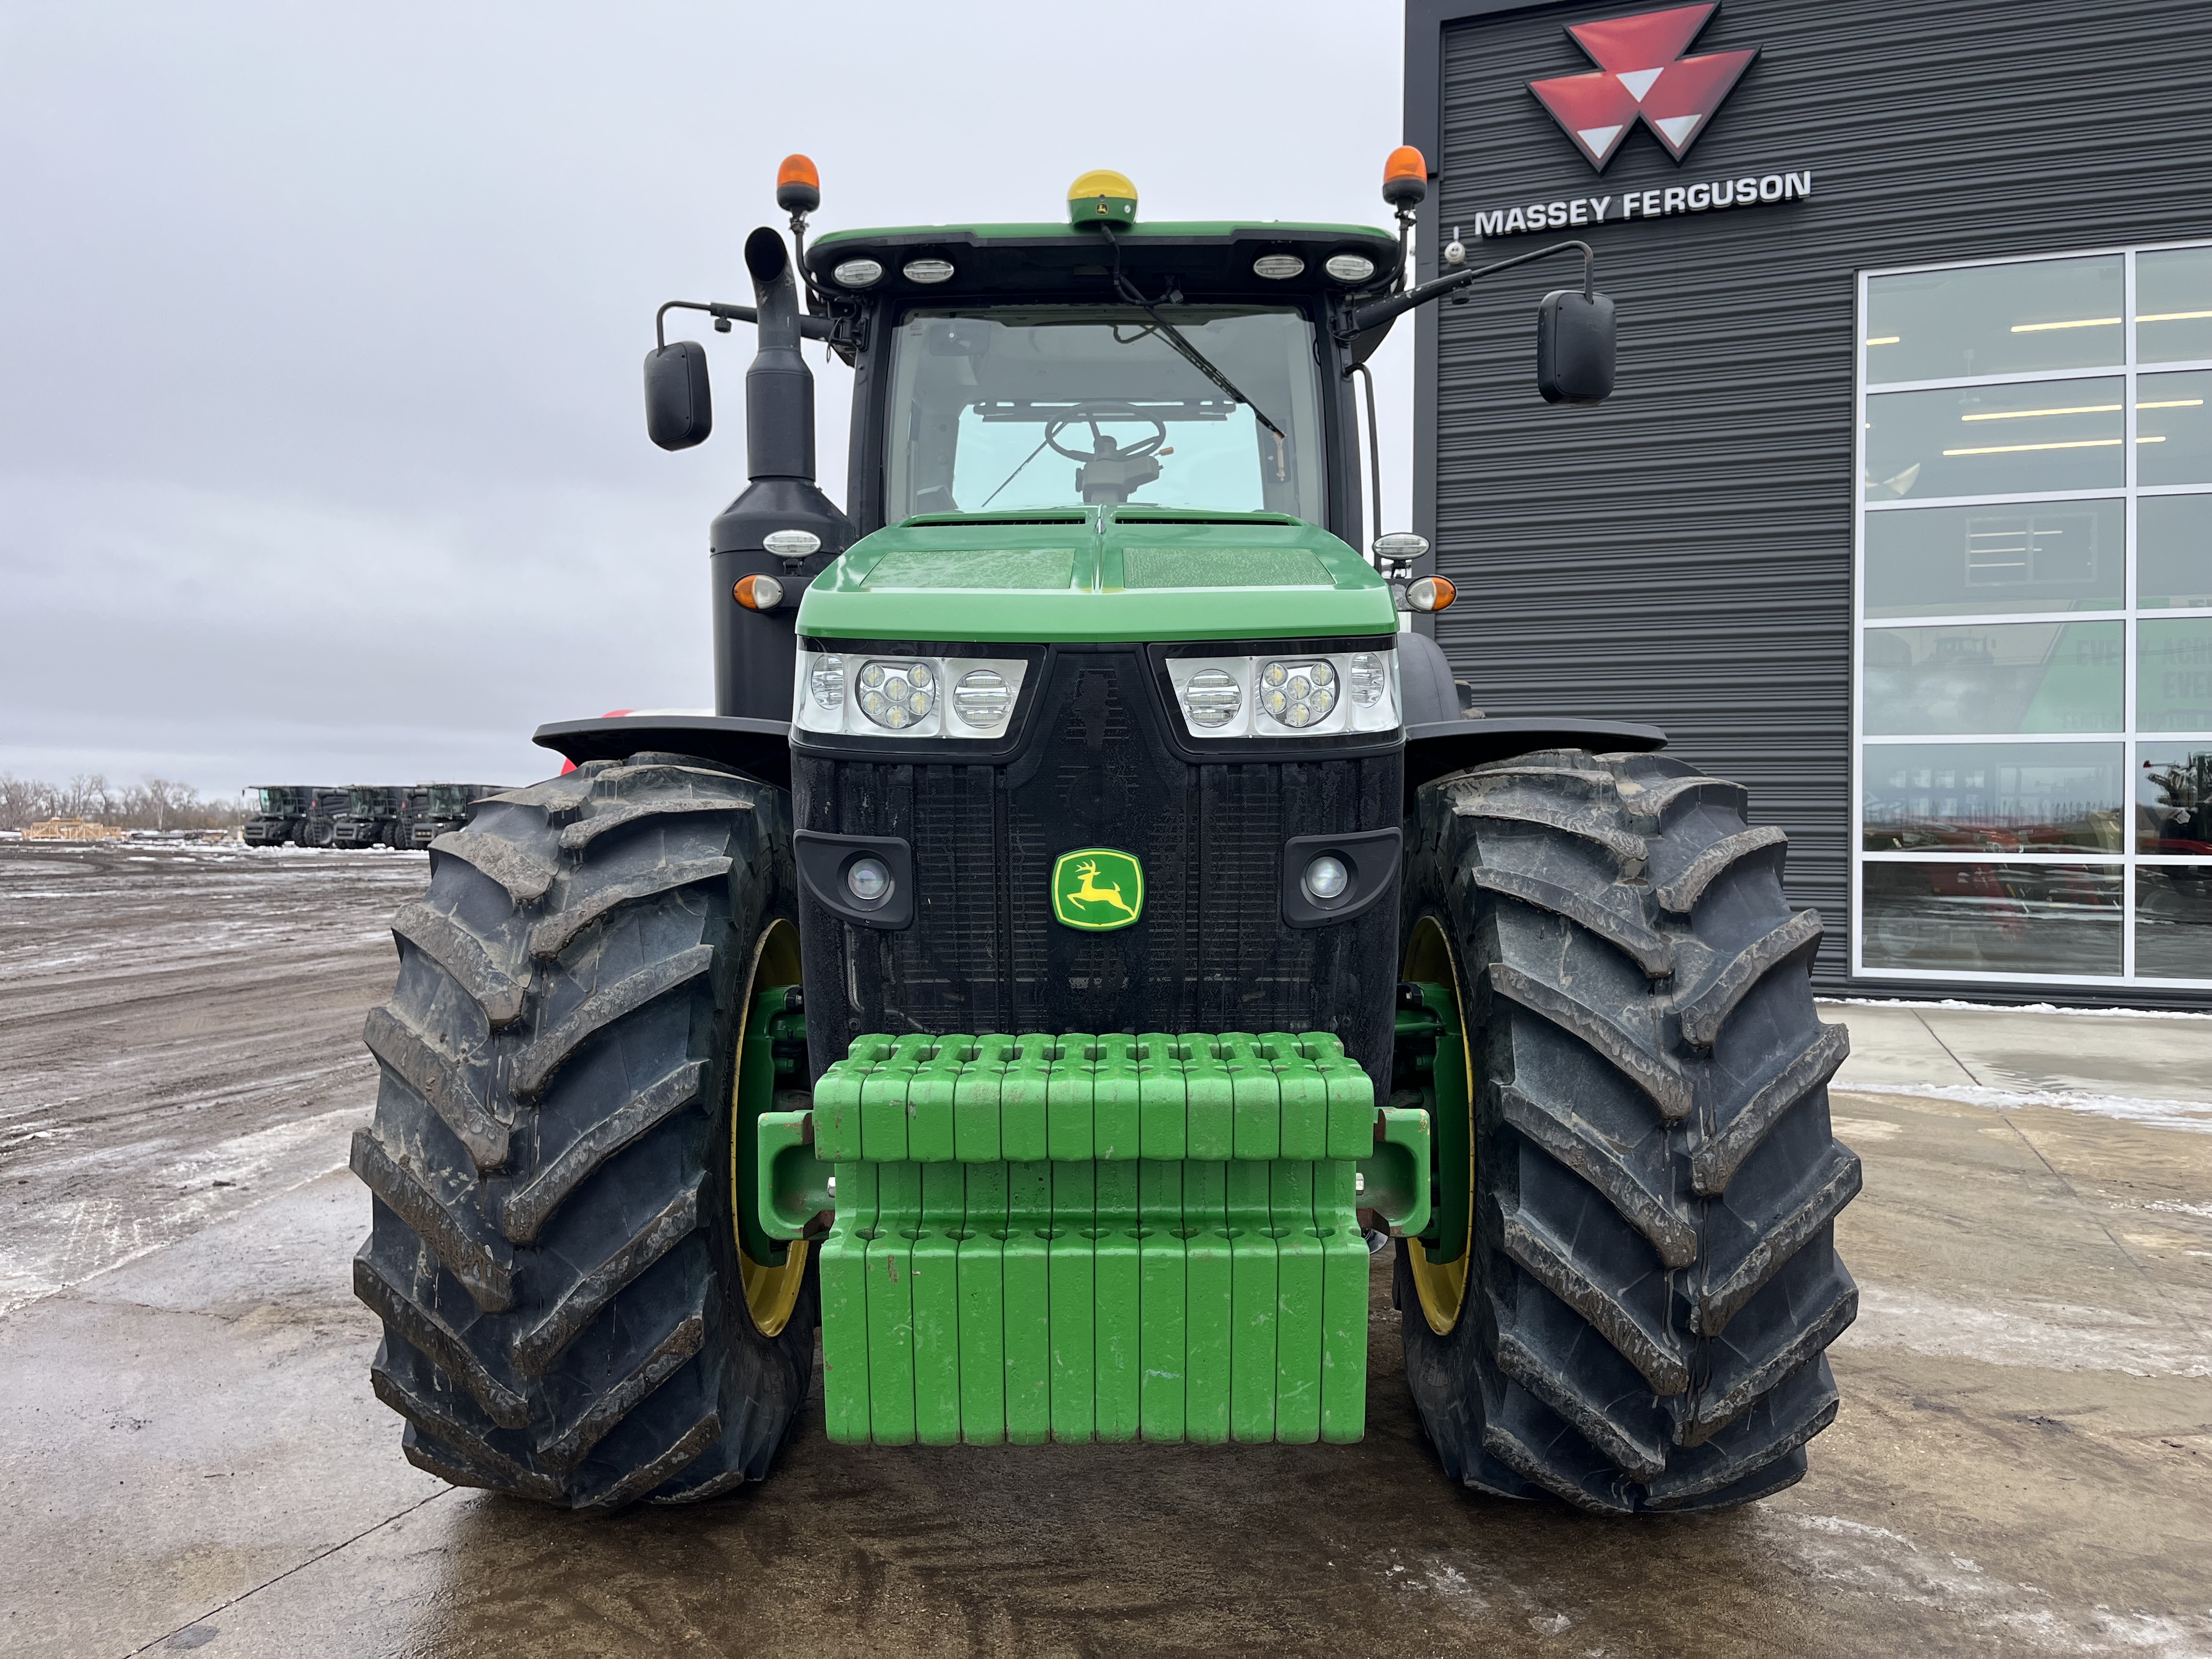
xmin=795 ymin=509 xmax=1396 ymax=643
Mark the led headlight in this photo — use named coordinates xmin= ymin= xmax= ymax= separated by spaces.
xmin=1182 ymin=669 xmax=1242 ymax=729
xmin=794 ymin=652 xmax=1026 ymax=739
xmin=1166 ymin=652 xmax=1398 ymax=739
xmin=1257 ymin=658 xmax=1337 ymax=730
xmin=857 ymin=660 xmax=935 ymax=729
xmin=1346 ymin=653 xmax=1386 ymax=707
xmin=951 ymin=668 xmax=1012 ymax=730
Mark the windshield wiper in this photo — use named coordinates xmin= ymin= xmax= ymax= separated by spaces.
xmin=1097 ymin=225 xmax=1286 ymax=442
xmin=978 ymin=432 xmax=1055 ymax=509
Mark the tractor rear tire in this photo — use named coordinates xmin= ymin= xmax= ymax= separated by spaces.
xmin=351 ymin=754 xmax=817 ymax=1511
xmin=1396 ymin=749 xmax=1858 ymax=1512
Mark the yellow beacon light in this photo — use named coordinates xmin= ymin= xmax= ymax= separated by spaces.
xmin=1068 ymin=168 xmax=1138 ymax=227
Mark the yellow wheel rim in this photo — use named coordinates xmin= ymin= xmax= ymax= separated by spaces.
xmin=732 ymin=917 xmax=809 ymax=1336
xmin=1402 ymin=915 xmax=1475 ymax=1335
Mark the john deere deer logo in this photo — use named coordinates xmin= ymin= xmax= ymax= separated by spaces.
xmin=1051 ymin=848 xmax=1144 ymax=931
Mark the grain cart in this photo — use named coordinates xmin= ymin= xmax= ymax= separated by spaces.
xmin=353 ymin=154 xmax=1858 ymax=1515
xmin=242 ymin=785 xmax=337 ymax=847
xmin=332 ymin=785 xmax=407 ymax=850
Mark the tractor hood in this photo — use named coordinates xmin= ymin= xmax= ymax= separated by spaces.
xmin=794 ymin=507 xmax=1396 ymax=643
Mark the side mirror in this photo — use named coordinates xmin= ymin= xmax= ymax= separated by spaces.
xmin=644 ymin=341 xmax=713 ymax=450
xmin=1536 ymin=290 xmax=1617 ymax=405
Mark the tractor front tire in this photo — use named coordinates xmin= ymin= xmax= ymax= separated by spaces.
xmin=1397 ymin=749 xmax=1858 ymax=1511
xmin=352 ymin=754 xmax=817 ymax=1511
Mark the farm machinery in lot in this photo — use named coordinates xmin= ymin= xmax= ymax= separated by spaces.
xmin=405 ymin=783 xmax=508 ymax=849
xmin=331 ymin=785 xmax=408 ymax=850
xmin=352 ymin=153 xmax=1858 ymax=1514
xmin=243 ymin=784 xmax=346 ymax=847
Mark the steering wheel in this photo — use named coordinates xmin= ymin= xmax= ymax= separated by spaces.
xmin=1046 ymin=418 xmax=1167 ymax=463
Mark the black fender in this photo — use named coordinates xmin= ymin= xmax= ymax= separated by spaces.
xmin=1396 ymin=630 xmax=1663 ymax=813
xmin=1402 ymin=716 xmax=1667 ymax=814
xmin=532 ymin=715 xmax=792 ymax=791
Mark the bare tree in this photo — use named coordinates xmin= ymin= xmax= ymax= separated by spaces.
xmin=0 ymin=774 xmax=245 ymax=833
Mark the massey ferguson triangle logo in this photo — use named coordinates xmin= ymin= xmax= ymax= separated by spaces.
xmin=1529 ymin=3 xmax=1757 ymax=170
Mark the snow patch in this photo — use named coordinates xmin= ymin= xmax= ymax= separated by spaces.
xmin=1838 ymin=1081 xmax=2212 ymax=1135
xmin=1824 ymin=996 xmax=2212 ymax=1023
xmin=1838 ymin=1282 xmax=2212 ymax=1378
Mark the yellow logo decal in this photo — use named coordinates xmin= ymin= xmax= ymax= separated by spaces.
xmin=1051 ymin=848 xmax=1144 ymax=931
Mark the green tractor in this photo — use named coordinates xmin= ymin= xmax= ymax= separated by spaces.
xmin=352 ymin=153 xmax=1858 ymax=1515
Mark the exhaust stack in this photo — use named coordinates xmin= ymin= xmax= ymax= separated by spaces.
xmin=709 ymin=227 xmax=855 ymax=722
xmin=741 ymin=227 xmax=817 ymax=483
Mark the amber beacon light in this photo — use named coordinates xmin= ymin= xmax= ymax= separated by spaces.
xmin=1381 ymin=145 xmax=1427 ymax=208
xmin=776 ymin=154 xmax=821 ymax=215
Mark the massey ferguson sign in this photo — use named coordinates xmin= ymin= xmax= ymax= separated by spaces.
xmin=1529 ymin=3 xmax=1756 ymax=168
xmin=1465 ymin=2 xmax=1812 ymax=240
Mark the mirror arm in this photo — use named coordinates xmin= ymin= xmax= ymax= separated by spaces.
xmin=1340 ymin=238 xmax=1595 ymax=338
xmin=654 ymin=298 xmax=837 ymax=348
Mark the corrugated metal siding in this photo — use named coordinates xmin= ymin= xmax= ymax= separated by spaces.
xmin=1425 ymin=0 xmax=2212 ymax=1005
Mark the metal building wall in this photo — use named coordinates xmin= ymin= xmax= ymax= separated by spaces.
xmin=1407 ymin=0 xmax=2212 ymax=1004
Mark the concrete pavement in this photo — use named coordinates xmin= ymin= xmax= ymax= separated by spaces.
xmin=3 ymin=845 xmax=2209 ymax=1656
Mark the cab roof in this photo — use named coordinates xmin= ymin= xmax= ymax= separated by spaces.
xmin=805 ymin=220 xmax=1401 ymax=304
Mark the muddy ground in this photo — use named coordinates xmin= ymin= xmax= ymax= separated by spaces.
xmin=2 ymin=840 xmax=2210 ymax=1657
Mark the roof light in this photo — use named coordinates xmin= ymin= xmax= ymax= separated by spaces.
xmin=1372 ymin=532 xmax=1429 ymax=564
xmin=1406 ymin=575 xmax=1455 ymax=613
xmin=775 ymin=154 xmax=820 ymax=216
xmin=1382 ymin=145 xmax=1428 ymax=208
xmin=1253 ymin=255 xmax=1305 ymax=280
xmin=833 ymin=258 xmax=884 ymax=289
xmin=1067 ymin=168 xmax=1138 ymax=227
xmin=902 ymin=258 xmax=954 ymax=284
xmin=1325 ymin=253 xmax=1377 ymax=284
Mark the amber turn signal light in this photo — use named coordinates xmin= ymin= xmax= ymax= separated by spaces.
xmin=1406 ymin=575 xmax=1454 ymax=613
xmin=734 ymin=573 xmax=786 ymax=611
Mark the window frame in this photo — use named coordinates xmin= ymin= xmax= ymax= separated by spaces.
xmin=1853 ymin=240 xmax=2212 ymax=989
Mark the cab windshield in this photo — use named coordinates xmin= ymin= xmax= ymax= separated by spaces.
xmin=883 ymin=306 xmax=1325 ymax=522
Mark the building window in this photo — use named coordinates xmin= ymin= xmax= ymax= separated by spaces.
xmin=1856 ymin=245 xmax=2212 ymax=986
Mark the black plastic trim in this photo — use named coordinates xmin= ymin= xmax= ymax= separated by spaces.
xmin=1282 ymin=827 xmax=1402 ymax=928
xmin=794 ymin=831 xmax=915 ymax=930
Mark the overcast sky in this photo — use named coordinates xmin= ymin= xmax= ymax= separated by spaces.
xmin=0 ymin=2 xmax=1414 ymax=797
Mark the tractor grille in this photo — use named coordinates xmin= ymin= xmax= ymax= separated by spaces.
xmin=793 ymin=648 xmax=1401 ymax=1090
